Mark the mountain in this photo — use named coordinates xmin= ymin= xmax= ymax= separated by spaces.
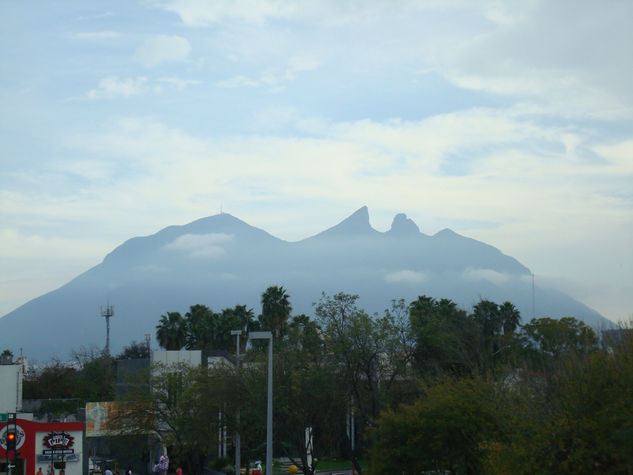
xmin=0 ymin=207 xmax=610 ymax=363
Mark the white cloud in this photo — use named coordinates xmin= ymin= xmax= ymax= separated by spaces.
xmin=150 ymin=0 xmax=300 ymax=26
xmin=157 ymin=77 xmax=200 ymax=90
xmin=384 ymin=270 xmax=428 ymax=284
xmin=593 ymin=139 xmax=633 ymax=175
xmin=135 ymin=35 xmax=191 ymax=67
xmin=462 ymin=268 xmax=511 ymax=286
xmin=215 ymin=75 xmax=260 ymax=88
xmin=87 ymin=76 xmax=147 ymax=99
xmin=439 ymin=2 xmax=633 ymax=119
xmin=0 ymin=228 xmax=108 ymax=260
xmin=164 ymin=233 xmax=234 ymax=258
xmin=215 ymin=55 xmax=320 ymax=89
xmin=86 ymin=76 xmax=198 ymax=99
xmin=70 ymin=31 xmax=121 ymax=39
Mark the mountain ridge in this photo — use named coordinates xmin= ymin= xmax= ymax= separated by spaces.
xmin=0 ymin=207 xmax=610 ymax=363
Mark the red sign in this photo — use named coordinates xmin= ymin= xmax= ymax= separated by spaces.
xmin=43 ymin=432 xmax=74 ymax=450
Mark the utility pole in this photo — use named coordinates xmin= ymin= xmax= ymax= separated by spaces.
xmin=230 ymin=330 xmax=242 ymax=475
xmin=531 ymin=273 xmax=535 ymax=319
xmin=100 ymin=304 xmax=114 ymax=355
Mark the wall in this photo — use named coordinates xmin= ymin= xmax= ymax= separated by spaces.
xmin=0 ymin=363 xmax=23 ymax=413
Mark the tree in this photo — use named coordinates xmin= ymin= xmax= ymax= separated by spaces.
xmin=275 ymin=318 xmax=346 ymax=475
xmin=215 ymin=305 xmax=255 ymax=352
xmin=409 ymin=296 xmax=480 ymax=376
xmin=260 ymin=285 xmax=292 ymax=340
xmin=314 ymin=293 xmax=414 ymax=475
xmin=23 ymin=361 xmax=78 ymax=400
xmin=521 ymin=316 xmax=598 ymax=359
xmin=116 ymin=362 xmax=227 ymax=474
xmin=117 ymin=340 xmax=150 ymax=360
xmin=471 ymin=299 xmax=522 ymax=370
xmin=499 ymin=301 xmax=521 ymax=335
xmin=485 ymin=335 xmax=633 ymax=473
xmin=369 ymin=377 xmax=502 ymax=475
xmin=184 ymin=304 xmax=216 ymax=350
xmin=156 ymin=312 xmax=186 ymax=350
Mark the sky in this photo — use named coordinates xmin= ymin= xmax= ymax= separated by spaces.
xmin=1 ymin=0 xmax=632 ymax=324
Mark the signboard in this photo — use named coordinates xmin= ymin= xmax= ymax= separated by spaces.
xmin=0 ymin=424 xmax=25 ymax=450
xmin=86 ymin=401 xmax=150 ymax=436
xmin=43 ymin=449 xmax=75 ymax=455
xmin=86 ymin=402 xmax=122 ymax=437
xmin=37 ymin=454 xmax=80 ymax=463
xmin=0 ymin=414 xmax=7 ymax=423
xmin=43 ymin=431 xmax=75 ymax=450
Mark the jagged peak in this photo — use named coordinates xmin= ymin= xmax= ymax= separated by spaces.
xmin=388 ymin=213 xmax=420 ymax=236
xmin=310 ymin=206 xmax=378 ymax=238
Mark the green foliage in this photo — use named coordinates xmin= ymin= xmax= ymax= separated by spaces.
xmin=156 ymin=311 xmax=186 ymax=350
xmin=23 ymin=362 xmax=78 ymax=399
xmin=23 ymin=349 xmax=115 ymax=404
xmin=472 ymin=299 xmax=522 ymax=370
xmin=157 ymin=304 xmax=256 ymax=351
xmin=260 ymin=285 xmax=292 ymax=340
xmin=275 ymin=352 xmax=345 ymax=475
xmin=74 ymin=354 xmax=116 ymax=401
xmin=117 ymin=340 xmax=150 ymax=359
xmin=409 ymin=296 xmax=480 ymax=376
xmin=116 ymin=363 xmax=226 ymax=474
xmin=521 ymin=316 xmax=598 ymax=360
xmin=314 ymin=293 xmax=414 ymax=475
xmin=487 ymin=335 xmax=633 ymax=473
xmin=126 ymin=291 xmax=628 ymax=475
xmin=369 ymin=377 xmax=501 ymax=475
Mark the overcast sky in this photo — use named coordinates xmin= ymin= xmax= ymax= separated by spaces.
xmin=1 ymin=0 xmax=631 ymax=324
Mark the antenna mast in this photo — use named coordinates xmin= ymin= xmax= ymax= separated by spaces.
xmin=531 ymin=273 xmax=535 ymax=319
xmin=101 ymin=304 xmax=114 ymax=355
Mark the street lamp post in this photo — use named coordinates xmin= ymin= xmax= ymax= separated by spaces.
xmin=230 ymin=330 xmax=242 ymax=475
xmin=248 ymin=331 xmax=273 ymax=475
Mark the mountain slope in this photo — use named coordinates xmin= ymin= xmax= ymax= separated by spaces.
xmin=0 ymin=208 xmax=609 ymax=363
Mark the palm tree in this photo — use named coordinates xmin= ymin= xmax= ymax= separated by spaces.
xmin=261 ymin=285 xmax=292 ymax=340
xmin=472 ymin=300 xmax=502 ymax=338
xmin=156 ymin=312 xmax=186 ymax=350
xmin=184 ymin=304 xmax=215 ymax=350
xmin=499 ymin=301 xmax=521 ymax=335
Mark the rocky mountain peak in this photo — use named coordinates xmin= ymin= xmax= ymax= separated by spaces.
xmin=388 ymin=213 xmax=420 ymax=236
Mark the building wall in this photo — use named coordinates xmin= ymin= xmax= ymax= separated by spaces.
xmin=1 ymin=419 xmax=83 ymax=475
xmin=0 ymin=363 xmax=23 ymax=413
xmin=151 ymin=350 xmax=203 ymax=367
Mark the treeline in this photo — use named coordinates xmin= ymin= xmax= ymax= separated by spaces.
xmin=118 ymin=288 xmax=629 ymax=475
xmin=19 ymin=287 xmax=632 ymax=474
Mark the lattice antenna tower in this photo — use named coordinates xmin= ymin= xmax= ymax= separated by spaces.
xmin=101 ymin=303 xmax=114 ymax=355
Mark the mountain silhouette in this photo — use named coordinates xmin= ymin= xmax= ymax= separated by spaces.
xmin=0 ymin=207 xmax=610 ymax=363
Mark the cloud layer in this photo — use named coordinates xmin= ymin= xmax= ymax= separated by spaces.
xmin=0 ymin=0 xmax=631 ymax=323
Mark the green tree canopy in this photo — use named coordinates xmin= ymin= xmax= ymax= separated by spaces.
xmin=409 ymin=295 xmax=480 ymax=376
xmin=156 ymin=311 xmax=186 ymax=350
xmin=117 ymin=340 xmax=150 ymax=360
xmin=260 ymin=285 xmax=292 ymax=340
xmin=521 ymin=316 xmax=598 ymax=358
xmin=370 ymin=377 xmax=502 ymax=475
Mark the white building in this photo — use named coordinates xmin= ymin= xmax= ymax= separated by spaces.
xmin=0 ymin=354 xmax=25 ymax=414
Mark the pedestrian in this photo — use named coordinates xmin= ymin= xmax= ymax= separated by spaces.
xmin=104 ymin=466 xmax=113 ymax=475
xmin=36 ymin=468 xmax=43 ymax=475
xmin=159 ymin=455 xmax=169 ymax=475
xmin=153 ymin=461 xmax=161 ymax=475
xmin=176 ymin=468 xmax=182 ymax=475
